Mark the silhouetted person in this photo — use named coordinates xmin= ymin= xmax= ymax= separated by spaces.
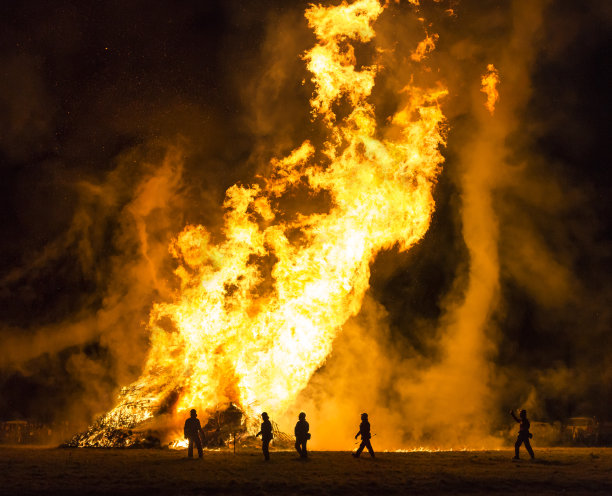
xmin=256 ymin=412 xmax=273 ymax=461
xmin=353 ymin=412 xmax=375 ymax=458
xmin=184 ymin=408 xmax=204 ymax=459
xmin=294 ymin=412 xmax=310 ymax=459
xmin=510 ymin=409 xmax=534 ymax=460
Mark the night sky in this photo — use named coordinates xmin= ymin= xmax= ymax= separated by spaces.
xmin=0 ymin=0 xmax=610 ymax=435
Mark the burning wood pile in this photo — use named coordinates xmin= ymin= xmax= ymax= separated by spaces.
xmin=63 ymin=0 xmax=446 ymax=451
xmin=63 ymin=389 xmax=291 ymax=449
xmin=172 ymin=403 xmax=292 ymax=450
xmin=62 ymin=385 xmax=165 ymax=448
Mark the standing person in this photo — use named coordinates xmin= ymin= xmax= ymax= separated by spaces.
xmin=184 ymin=409 xmax=204 ymax=459
xmin=294 ymin=412 xmax=310 ymax=459
xmin=510 ymin=409 xmax=535 ymax=460
xmin=256 ymin=412 xmax=273 ymax=461
xmin=352 ymin=412 xmax=375 ymax=458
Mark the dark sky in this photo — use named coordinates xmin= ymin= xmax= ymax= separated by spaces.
xmin=0 ymin=0 xmax=610 ymax=429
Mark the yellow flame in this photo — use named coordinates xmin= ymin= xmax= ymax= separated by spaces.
xmin=94 ymin=0 xmax=447 ymax=441
xmin=411 ymin=33 xmax=438 ymax=61
xmin=481 ymin=63 xmax=500 ymax=115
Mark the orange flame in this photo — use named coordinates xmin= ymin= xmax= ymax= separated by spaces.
xmin=481 ymin=63 xmax=500 ymax=115
xmin=411 ymin=33 xmax=439 ymax=61
xmin=94 ymin=0 xmax=447 ymax=441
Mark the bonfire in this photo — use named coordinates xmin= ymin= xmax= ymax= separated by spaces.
xmin=67 ymin=0 xmax=446 ymax=449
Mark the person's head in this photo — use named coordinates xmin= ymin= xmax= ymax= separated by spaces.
xmin=190 ymin=409 xmax=197 ymax=418
xmin=298 ymin=412 xmax=306 ymax=420
xmin=262 ymin=412 xmax=269 ymax=420
xmin=520 ymin=409 xmax=527 ymax=418
xmin=361 ymin=412 xmax=368 ymax=420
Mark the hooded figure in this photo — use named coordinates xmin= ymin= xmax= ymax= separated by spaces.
xmin=352 ymin=412 xmax=375 ymax=458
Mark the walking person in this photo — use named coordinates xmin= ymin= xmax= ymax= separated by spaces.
xmin=510 ymin=409 xmax=535 ymax=460
xmin=184 ymin=409 xmax=204 ymax=459
xmin=294 ymin=412 xmax=310 ymax=459
xmin=352 ymin=412 xmax=375 ymax=458
xmin=256 ymin=412 xmax=273 ymax=461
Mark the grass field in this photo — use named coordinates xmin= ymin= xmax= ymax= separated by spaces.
xmin=1 ymin=446 xmax=611 ymax=495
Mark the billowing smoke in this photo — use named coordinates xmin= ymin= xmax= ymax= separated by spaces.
xmin=0 ymin=0 xmax=263 ymax=429
xmin=1 ymin=0 xmax=610 ymax=449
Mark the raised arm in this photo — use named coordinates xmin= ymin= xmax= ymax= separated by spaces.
xmin=510 ymin=410 xmax=519 ymax=423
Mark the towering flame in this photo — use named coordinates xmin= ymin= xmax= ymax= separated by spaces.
xmin=79 ymin=0 xmax=447 ymax=445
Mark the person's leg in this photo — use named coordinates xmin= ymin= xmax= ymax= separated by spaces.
xmin=514 ymin=437 xmax=522 ymax=458
xmin=524 ymin=438 xmax=535 ymax=459
xmin=188 ymin=438 xmax=194 ymax=458
xmin=366 ymin=440 xmax=375 ymax=458
xmin=355 ymin=441 xmax=365 ymax=457
xmin=301 ymin=440 xmax=308 ymax=458
xmin=263 ymin=439 xmax=270 ymax=460
xmin=295 ymin=440 xmax=302 ymax=457
xmin=195 ymin=436 xmax=203 ymax=458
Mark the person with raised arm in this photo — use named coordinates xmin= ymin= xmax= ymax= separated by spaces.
xmin=510 ymin=409 xmax=535 ymax=460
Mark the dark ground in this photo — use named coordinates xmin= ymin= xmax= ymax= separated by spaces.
xmin=1 ymin=446 xmax=611 ymax=495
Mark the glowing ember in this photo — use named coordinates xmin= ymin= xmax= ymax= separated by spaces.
xmin=481 ymin=63 xmax=500 ymax=115
xmin=74 ymin=0 xmax=447 ymax=447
